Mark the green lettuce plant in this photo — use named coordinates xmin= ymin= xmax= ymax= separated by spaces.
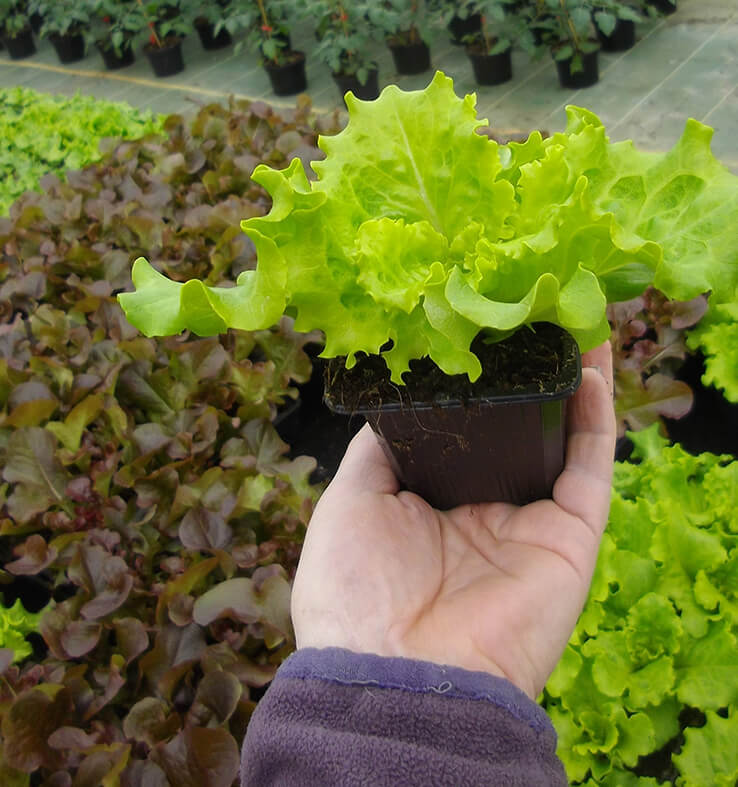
xmin=0 ymin=86 xmax=161 ymax=215
xmin=120 ymin=72 xmax=738 ymax=386
xmin=542 ymin=425 xmax=738 ymax=784
xmin=0 ymin=599 xmax=45 ymax=663
xmin=686 ymin=302 xmax=738 ymax=403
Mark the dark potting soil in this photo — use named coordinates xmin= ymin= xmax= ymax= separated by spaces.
xmin=325 ymin=323 xmax=580 ymax=414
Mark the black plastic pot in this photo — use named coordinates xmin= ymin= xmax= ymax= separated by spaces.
xmin=145 ymin=38 xmax=185 ymax=77
xmin=264 ymin=51 xmax=307 ymax=96
xmin=664 ymin=352 xmax=738 ymax=456
xmin=30 ymin=12 xmax=43 ymax=34
xmin=555 ymin=49 xmax=599 ymax=89
xmin=448 ymin=13 xmax=482 ymax=45
xmin=389 ymin=40 xmax=431 ymax=75
xmin=596 ymin=18 xmax=636 ymax=51
xmin=2 ymin=28 xmax=36 ymax=59
xmin=325 ymin=324 xmax=582 ymax=509
xmin=50 ymin=31 xmax=86 ymax=64
xmin=467 ymin=47 xmax=513 ymax=85
xmin=333 ymin=68 xmax=380 ymax=103
xmin=97 ymin=40 xmax=135 ymax=70
xmin=195 ymin=19 xmax=232 ymax=50
xmin=646 ymin=0 xmax=677 ymax=14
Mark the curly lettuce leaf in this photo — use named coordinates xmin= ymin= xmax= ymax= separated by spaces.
xmin=686 ymin=302 xmax=738 ymax=403
xmin=673 ymin=709 xmax=738 ymax=787
xmin=119 ymin=72 xmax=738 ymax=383
xmin=0 ymin=598 xmax=45 ymax=663
xmin=544 ymin=428 xmax=738 ymax=783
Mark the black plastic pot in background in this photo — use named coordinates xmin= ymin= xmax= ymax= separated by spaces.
xmin=195 ymin=19 xmax=232 ymax=50
xmin=389 ymin=40 xmax=431 ymax=75
xmin=50 ymin=32 xmax=86 ymax=64
xmin=448 ymin=13 xmax=482 ymax=45
xmin=555 ymin=49 xmax=599 ymax=89
xmin=97 ymin=40 xmax=135 ymax=70
xmin=30 ymin=12 xmax=43 ymax=34
xmin=467 ymin=47 xmax=513 ymax=85
xmin=145 ymin=38 xmax=185 ymax=77
xmin=664 ymin=352 xmax=738 ymax=456
xmin=596 ymin=18 xmax=636 ymax=51
xmin=325 ymin=325 xmax=582 ymax=509
xmin=2 ymin=28 xmax=36 ymax=59
xmin=264 ymin=51 xmax=307 ymax=96
xmin=333 ymin=68 xmax=380 ymax=104
xmin=646 ymin=0 xmax=677 ymax=14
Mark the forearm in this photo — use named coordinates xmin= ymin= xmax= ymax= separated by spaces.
xmin=241 ymin=647 xmax=567 ymax=786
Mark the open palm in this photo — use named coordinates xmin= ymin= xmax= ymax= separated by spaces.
xmin=291 ymin=344 xmax=616 ymax=698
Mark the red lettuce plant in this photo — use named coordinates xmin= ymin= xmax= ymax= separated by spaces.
xmin=0 ymin=97 xmax=340 ymax=785
xmin=608 ymin=288 xmax=708 ymax=436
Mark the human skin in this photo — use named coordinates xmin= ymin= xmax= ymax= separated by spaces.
xmin=291 ymin=342 xmax=616 ymax=699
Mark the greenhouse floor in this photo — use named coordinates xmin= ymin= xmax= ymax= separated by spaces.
xmin=0 ymin=0 xmax=735 ymax=171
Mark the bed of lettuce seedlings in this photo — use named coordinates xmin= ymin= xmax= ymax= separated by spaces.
xmin=0 ymin=97 xmax=340 ymax=786
xmin=0 ymin=87 xmax=162 ymax=217
xmin=0 ymin=88 xmax=735 ymax=785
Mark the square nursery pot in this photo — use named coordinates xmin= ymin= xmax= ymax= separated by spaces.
xmin=50 ymin=31 xmax=86 ymax=64
xmin=389 ymin=40 xmax=431 ymax=75
xmin=333 ymin=68 xmax=380 ymax=104
xmin=2 ymin=27 xmax=36 ymax=59
xmin=264 ymin=51 xmax=307 ymax=96
xmin=145 ymin=37 xmax=185 ymax=77
xmin=325 ymin=323 xmax=581 ymax=509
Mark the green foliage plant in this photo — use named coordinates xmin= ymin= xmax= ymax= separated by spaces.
xmin=29 ymin=0 xmax=92 ymax=41
xmin=0 ymin=599 xmax=45 ymax=663
xmin=137 ymin=0 xmax=191 ymax=48
xmin=0 ymin=0 xmax=31 ymax=38
xmin=590 ymin=0 xmax=643 ymax=38
xmin=543 ymin=425 xmax=738 ymax=784
xmin=530 ymin=0 xmax=600 ymax=73
xmin=303 ymin=0 xmax=380 ymax=85
xmin=687 ymin=302 xmax=738 ymax=403
xmin=120 ymin=72 xmax=738 ymax=387
xmin=367 ymin=0 xmax=441 ymax=47
xmin=0 ymin=86 xmax=161 ymax=215
xmin=91 ymin=0 xmax=147 ymax=57
xmin=0 ymin=97 xmax=341 ymax=784
xmin=463 ymin=0 xmax=535 ymax=54
xmin=219 ymin=0 xmax=297 ymax=66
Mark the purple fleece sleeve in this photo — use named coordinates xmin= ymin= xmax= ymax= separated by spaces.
xmin=241 ymin=647 xmax=567 ymax=786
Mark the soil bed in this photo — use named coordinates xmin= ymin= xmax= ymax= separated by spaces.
xmin=325 ymin=323 xmax=580 ymax=413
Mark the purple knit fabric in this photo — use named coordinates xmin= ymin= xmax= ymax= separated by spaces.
xmin=241 ymin=647 xmax=567 ymax=786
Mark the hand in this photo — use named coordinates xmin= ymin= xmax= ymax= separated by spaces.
xmin=291 ymin=343 xmax=616 ymax=699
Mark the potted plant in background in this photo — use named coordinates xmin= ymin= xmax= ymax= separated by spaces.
xmin=644 ymin=0 xmax=675 ymax=15
xmin=461 ymin=0 xmax=534 ymax=85
xmin=118 ymin=72 xmax=738 ymax=508
xmin=306 ymin=0 xmax=381 ymax=103
xmin=531 ymin=0 xmax=601 ymax=88
xmin=31 ymin=0 xmax=93 ymax=63
xmin=219 ymin=0 xmax=307 ymax=96
xmin=367 ymin=0 xmax=439 ymax=75
xmin=138 ymin=0 xmax=191 ymax=77
xmin=0 ymin=0 xmax=36 ymax=59
xmin=92 ymin=0 xmax=143 ymax=69
xmin=188 ymin=0 xmax=232 ymax=50
xmin=437 ymin=0 xmax=482 ymax=45
xmin=591 ymin=0 xmax=642 ymax=52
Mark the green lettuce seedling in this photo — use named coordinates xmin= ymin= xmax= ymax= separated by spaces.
xmin=119 ymin=72 xmax=738 ymax=383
